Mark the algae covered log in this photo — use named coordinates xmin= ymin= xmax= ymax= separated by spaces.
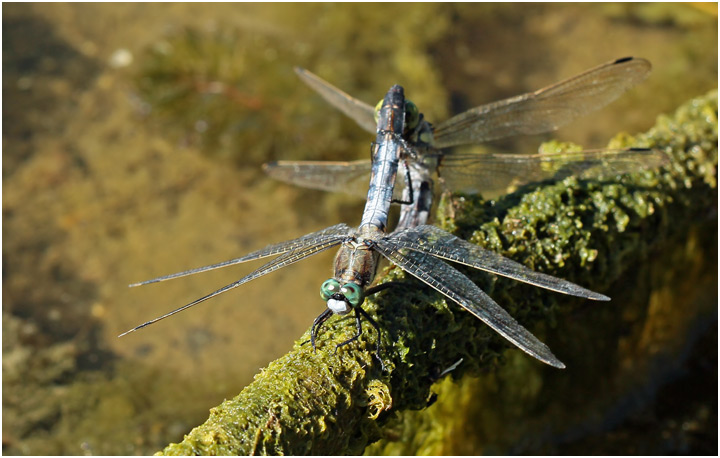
xmin=160 ymin=90 xmax=717 ymax=455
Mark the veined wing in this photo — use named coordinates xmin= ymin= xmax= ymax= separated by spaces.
xmin=129 ymin=223 xmax=353 ymax=287
xmin=433 ymin=57 xmax=651 ymax=148
xmin=438 ymin=147 xmax=669 ymax=196
xmin=120 ymin=232 xmax=347 ymax=336
xmin=294 ymin=67 xmax=377 ymax=134
xmin=264 ymin=159 xmax=412 ymax=202
xmin=389 ymin=225 xmax=609 ymax=301
xmin=373 ymin=239 xmax=565 ymax=368
xmin=262 ymin=160 xmax=372 ymax=198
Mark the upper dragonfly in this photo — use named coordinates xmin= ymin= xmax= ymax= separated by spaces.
xmin=265 ymin=58 xmax=667 ymax=229
xmin=121 ymin=84 xmax=613 ymax=369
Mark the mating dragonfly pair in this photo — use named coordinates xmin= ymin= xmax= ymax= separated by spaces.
xmin=122 ymin=57 xmax=667 ymax=369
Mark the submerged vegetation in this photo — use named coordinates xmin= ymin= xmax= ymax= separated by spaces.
xmin=132 ymin=3 xmax=717 ymax=171
xmin=133 ymin=4 xmax=451 ymax=166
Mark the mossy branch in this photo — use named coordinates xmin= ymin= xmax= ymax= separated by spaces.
xmin=160 ymin=90 xmax=717 ymax=455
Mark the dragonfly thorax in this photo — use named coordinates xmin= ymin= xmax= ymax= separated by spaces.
xmin=333 ymin=230 xmax=381 ymax=288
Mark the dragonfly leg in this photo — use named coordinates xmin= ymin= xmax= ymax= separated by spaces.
xmin=334 ymin=308 xmax=363 ymax=352
xmin=310 ymin=308 xmax=333 ymax=352
xmin=355 ymin=307 xmax=386 ymax=371
xmin=364 ymin=281 xmax=411 ymax=296
xmin=333 ymin=307 xmax=386 ymax=371
xmin=391 ymin=158 xmax=414 ymax=205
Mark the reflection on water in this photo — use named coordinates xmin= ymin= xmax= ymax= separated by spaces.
xmin=2 ymin=3 xmax=716 ymax=454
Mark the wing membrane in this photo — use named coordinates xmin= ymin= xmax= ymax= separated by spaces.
xmin=439 ymin=147 xmax=669 ymax=196
xmin=373 ymin=239 xmax=565 ymax=368
xmin=295 ymin=67 xmax=377 ymax=134
xmin=130 ymin=223 xmax=352 ymax=287
xmin=433 ymin=57 xmax=651 ymax=148
xmin=389 ymin=225 xmax=609 ymax=300
xmin=263 ymin=160 xmax=372 ymax=197
xmin=121 ymin=233 xmax=347 ymax=336
xmin=264 ymin=159 xmax=411 ymax=201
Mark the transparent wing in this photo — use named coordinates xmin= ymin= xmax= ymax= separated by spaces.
xmin=438 ymin=147 xmax=669 ymax=196
xmin=262 ymin=160 xmax=373 ymax=198
xmin=120 ymin=233 xmax=347 ymax=336
xmin=295 ymin=67 xmax=377 ymax=134
xmin=388 ymin=225 xmax=609 ymax=300
xmin=129 ymin=223 xmax=353 ymax=287
xmin=263 ymin=159 xmax=411 ymax=201
xmin=433 ymin=57 xmax=651 ymax=148
xmin=373 ymin=239 xmax=565 ymax=368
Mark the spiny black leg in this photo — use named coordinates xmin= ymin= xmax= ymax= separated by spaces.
xmin=391 ymin=159 xmax=414 ymax=205
xmin=309 ymin=308 xmax=333 ymax=352
xmin=333 ymin=308 xmax=386 ymax=371
xmin=355 ymin=307 xmax=386 ymax=371
xmin=334 ymin=308 xmax=363 ymax=353
xmin=403 ymin=160 xmax=413 ymax=204
xmin=357 ymin=280 xmax=409 ymax=371
xmin=364 ymin=281 xmax=409 ymax=297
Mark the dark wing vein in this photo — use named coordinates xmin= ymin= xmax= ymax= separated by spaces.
xmin=294 ymin=67 xmax=377 ymax=134
xmin=262 ymin=160 xmax=372 ymax=197
xmin=388 ymin=225 xmax=609 ymax=300
xmin=439 ymin=147 xmax=669 ymax=196
xmin=120 ymin=234 xmax=346 ymax=336
xmin=433 ymin=57 xmax=651 ymax=148
xmin=373 ymin=239 xmax=565 ymax=368
xmin=129 ymin=223 xmax=353 ymax=287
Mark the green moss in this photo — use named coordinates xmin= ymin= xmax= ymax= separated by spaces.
xmin=160 ymin=88 xmax=716 ymax=455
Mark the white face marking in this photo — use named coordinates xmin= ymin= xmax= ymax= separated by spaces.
xmin=327 ymin=298 xmax=351 ymax=315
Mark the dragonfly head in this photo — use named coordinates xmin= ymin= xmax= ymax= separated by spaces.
xmin=320 ymin=278 xmax=364 ymax=315
xmin=373 ymin=98 xmax=420 ymax=132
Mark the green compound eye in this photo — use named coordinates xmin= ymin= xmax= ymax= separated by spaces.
xmin=339 ymin=282 xmax=364 ymax=307
xmin=404 ymin=100 xmax=419 ymax=130
xmin=373 ymin=98 xmax=383 ymax=124
xmin=320 ymin=279 xmax=341 ymax=301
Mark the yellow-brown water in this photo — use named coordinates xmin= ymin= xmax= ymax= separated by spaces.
xmin=2 ymin=3 xmax=716 ymax=454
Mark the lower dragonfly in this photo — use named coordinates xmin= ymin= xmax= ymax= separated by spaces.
xmin=122 ymin=85 xmax=610 ymax=369
xmin=265 ymin=59 xmax=668 ymax=230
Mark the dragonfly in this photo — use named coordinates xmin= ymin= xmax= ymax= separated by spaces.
xmin=121 ymin=84 xmax=611 ymax=369
xmin=265 ymin=57 xmax=668 ymax=230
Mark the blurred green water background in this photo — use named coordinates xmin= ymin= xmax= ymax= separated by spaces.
xmin=2 ymin=3 xmax=716 ymax=454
